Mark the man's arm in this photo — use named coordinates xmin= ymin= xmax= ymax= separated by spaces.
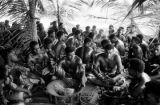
xmin=115 ymin=54 xmax=123 ymax=74
xmin=93 ymin=56 xmax=104 ymax=81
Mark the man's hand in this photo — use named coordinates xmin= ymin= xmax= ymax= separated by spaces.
xmin=40 ymin=78 xmax=45 ymax=84
xmin=27 ymin=90 xmax=32 ymax=96
xmin=3 ymin=99 xmax=8 ymax=105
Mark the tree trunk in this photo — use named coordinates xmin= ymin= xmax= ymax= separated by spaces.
xmin=57 ymin=0 xmax=60 ymax=29
xmin=29 ymin=0 xmax=38 ymax=41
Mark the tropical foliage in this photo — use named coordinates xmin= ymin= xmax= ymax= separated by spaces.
xmin=0 ymin=0 xmax=80 ymax=50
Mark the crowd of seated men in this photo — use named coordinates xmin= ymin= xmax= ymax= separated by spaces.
xmin=0 ymin=20 xmax=160 ymax=105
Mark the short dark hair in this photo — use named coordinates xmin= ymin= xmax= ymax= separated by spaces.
xmin=65 ymin=47 xmax=75 ymax=55
xmin=132 ymin=36 xmax=140 ymax=44
xmin=30 ymin=41 xmax=38 ymax=49
xmin=109 ymin=34 xmax=116 ymax=40
xmin=104 ymin=43 xmax=114 ymax=51
xmin=48 ymin=29 xmax=54 ymax=37
xmin=56 ymin=31 xmax=64 ymax=39
xmin=129 ymin=58 xmax=145 ymax=73
xmin=84 ymin=37 xmax=91 ymax=44
xmin=137 ymin=34 xmax=143 ymax=41
xmin=43 ymin=38 xmax=52 ymax=46
xmin=72 ymin=27 xmax=77 ymax=33
xmin=101 ymin=39 xmax=111 ymax=48
xmin=86 ymin=26 xmax=90 ymax=29
xmin=88 ymin=32 xmax=94 ymax=39
xmin=75 ymin=30 xmax=81 ymax=36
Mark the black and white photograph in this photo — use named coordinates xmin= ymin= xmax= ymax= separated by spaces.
xmin=0 ymin=0 xmax=160 ymax=105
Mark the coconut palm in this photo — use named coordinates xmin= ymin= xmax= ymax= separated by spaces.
xmin=0 ymin=0 xmax=47 ymax=50
xmin=45 ymin=0 xmax=81 ymax=28
xmin=0 ymin=0 xmax=80 ymax=50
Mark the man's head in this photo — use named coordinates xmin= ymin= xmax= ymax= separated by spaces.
xmin=85 ymin=26 xmax=90 ymax=32
xmin=75 ymin=30 xmax=81 ymax=40
xmin=155 ymin=44 xmax=160 ymax=56
xmin=109 ymin=34 xmax=117 ymax=43
xmin=144 ymin=80 xmax=160 ymax=105
xmin=5 ymin=20 xmax=9 ymax=25
xmin=43 ymin=38 xmax=53 ymax=49
xmin=101 ymin=39 xmax=111 ymax=49
xmin=104 ymin=43 xmax=114 ymax=55
xmin=72 ymin=27 xmax=77 ymax=34
xmin=109 ymin=25 xmax=114 ymax=30
xmin=117 ymin=27 xmax=124 ymax=35
xmin=88 ymin=32 xmax=95 ymax=40
xmin=131 ymin=25 xmax=136 ymax=32
xmin=84 ymin=37 xmax=92 ymax=47
xmin=92 ymin=25 xmax=96 ymax=30
xmin=126 ymin=26 xmax=131 ymax=33
xmin=59 ymin=22 xmax=63 ymax=28
xmin=76 ymin=24 xmax=80 ymax=30
xmin=56 ymin=31 xmax=64 ymax=40
xmin=65 ymin=47 xmax=75 ymax=60
xmin=48 ymin=29 xmax=55 ymax=39
xmin=99 ymin=29 xmax=104 ymax=35
xmin=128 ymin=58 xmax=145 ymax=77
xmin=137 ymin=34 xmax=144 ymax=43
xmin=51 ymin=21 xmax=57 ymax=26
xmin=29 ymin=41 xmax=40 ymax=54
xmin=131 ymin=36 xmax=140 ymax=45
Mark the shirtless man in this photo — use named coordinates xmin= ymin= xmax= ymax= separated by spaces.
xmin=128 ymin=37 xmax=143 ymax=60
xmin=128 ymin=58 xmax=150 ymax=98
xmin=27 ymin=41 xmax=48 ymax=74
xmin=58 ymin=47 xmax=86 ymax=91
xmin=83 ymin=26 xmax=90 ymax=38
xmin=94 ymin=43 xmax=123 ymax=80
xmin=53 ymin=31 xmax=66 ymax=62
xmin=66 ymin=30 xmax=82 ymax=48
xmin=109 ymin=25 xmax=114 ymax=35
xmin=109 ymin=34 xmax=125 ymax=56
xmin=75 ymin=37 xmax=94 ymax=75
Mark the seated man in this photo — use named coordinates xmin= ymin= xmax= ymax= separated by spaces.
xmin=4 ymin=69 xmax=32 ymax=103
xmin=27 ymin=41 xmax=48 ymax=74
xmin=53 ymin=31 xmax=66 ymax=62
xmin=75 ymin=37 xmax=94 ymax=75
xmin=149 ymin=44 xmax=160 ymax=65
xmin=128 ymin=58 xmax=150 ymax=98
xmin=137 ymin=34 xmax=149 ymax=61
xmin=94 ymin=43 xmax=123 ymax=80
xmin=148 ymin=44 xmax=160 ymax=75
xmin=109 ymin=33 xmax=125 ymax=56
xmin=58 ymin=47 xmax=87 ymax=92
xmin=66 ymin=30 xmax=83 ymax=48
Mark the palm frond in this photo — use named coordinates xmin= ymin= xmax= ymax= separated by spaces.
xmin=123 ymin=0 xmax=147 ymax=21
xmin=36 ymin=0 xmax=45 ymax=12
xmin=0 ymin=0 xmax=13 ymax=17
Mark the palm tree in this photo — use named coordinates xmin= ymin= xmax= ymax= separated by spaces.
xmin=46 ymin=0 xmax=80 ymax=28
xmin=0 ymin=0 xmax=83 ymax=50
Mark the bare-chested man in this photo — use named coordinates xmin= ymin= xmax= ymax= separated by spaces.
xmin=53 ymin=31 xmax=66 ymax=62
xmin=94 ymin=43 xmax=123 ymax=80
xmin=27 ymin=41 xmax=48 ymax=74
xmin=58 ymin=47 xmax=86 ymax=91
xmin=75 ymin=37 xmax=94 ymax=75
xmin=66 ymin=30 xmax=83 ymax=48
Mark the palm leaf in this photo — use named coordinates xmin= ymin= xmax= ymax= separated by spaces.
xmin=36 ymin=0 xmax=45 ymax=12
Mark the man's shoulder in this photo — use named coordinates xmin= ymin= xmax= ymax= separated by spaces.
xmin=97 ymin=53 xmax=105 ymax=58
